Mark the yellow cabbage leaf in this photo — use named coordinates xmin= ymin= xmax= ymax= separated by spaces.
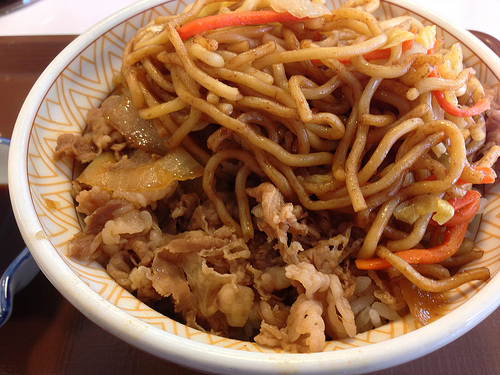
xmin=394 ymin=195 xmax=454 ymax=225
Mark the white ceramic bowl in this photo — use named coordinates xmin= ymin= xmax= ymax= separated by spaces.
xmin=8 ymin=1 xmax=500 ymax=374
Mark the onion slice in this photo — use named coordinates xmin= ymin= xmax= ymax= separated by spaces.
xmin=397 ymin=278 xmax=447 ymax=325
xmin=102 ymin=95 xmax=167 ymax=155
xmin=77 ymin=148 xmax=204 ymax=192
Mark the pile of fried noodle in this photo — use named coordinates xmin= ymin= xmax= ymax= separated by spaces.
xmin=55 ymin=0 xmax=500 ymax=352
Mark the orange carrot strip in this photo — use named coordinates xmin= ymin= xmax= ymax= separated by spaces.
xmin=428 ymin=67 xmax=491 ymax=117
xmin=428 ymin=190 xmax=481 ymax=226
xmin=426 ymin=166 xmax=496 ymax=185
xmin=355 ymin=223 xmax=468 ymax=270
xmin=446 ymin=189 xmax=481 ymax=211
xmin=440 ymin=197 xmax=480 ymax=226
xmin=177 ymin=11 xmax=305 ymax=41
xmin=427 ymin=68 xmax=438 ymax=78
xmin=469 ymin=166 xmax=496 ymax=184
xmin=359 ymin=38 xmax=415 ymax=62
xmin=432 ymin=90 xmax=490 ymax=118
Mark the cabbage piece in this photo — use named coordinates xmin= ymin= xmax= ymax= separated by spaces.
xmin=439 ymin=43 xmax=467 ymax=98
xmin=394 ymin=195 xmax=454 ymax=225
xmin=77 ymin=148 xmax=204 ymax=192
xmin=384 ymin=27 xmax=415 ymax=49
xmin=414 ymin=25 xmax=436 ymax=51
xmin=439 ymin=43 xmax=464 ymax=79
xmin=270 ymin=0 xmax=330 ymax=18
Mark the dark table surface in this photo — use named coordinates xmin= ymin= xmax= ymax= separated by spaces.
xmin=0 ymin=35 xmax=499 ymax=375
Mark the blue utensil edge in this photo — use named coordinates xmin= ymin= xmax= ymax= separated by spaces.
xmin=0 ymin=247 xmax=37 ymax=327
xmin=0 ymin=137 xmax=39 ymax=327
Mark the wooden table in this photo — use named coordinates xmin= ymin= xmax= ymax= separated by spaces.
xmin=1 ymin=35 xmax=499 ymax=375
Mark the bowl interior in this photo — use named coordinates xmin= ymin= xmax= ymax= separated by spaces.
xmin=10 ymin=0 xmax=500 ymax=364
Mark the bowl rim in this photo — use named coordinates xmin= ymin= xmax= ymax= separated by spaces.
xmin=8 ymin=0 xmax=500 ymax=374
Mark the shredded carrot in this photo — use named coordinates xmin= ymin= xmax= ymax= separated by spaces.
xmin=447 ymin=189 xmax=482 ymax=211
xmin=428 ymin=67 xmax=491 ymax=117
xmin=441 ymin=196 xmax=480 ymax=226
xmin=355 ymin=222 xmax=468 ymax=270
xmin=426 ymin=166 xmax=496 ymax=185
xmin=427 ymin=68 xmax=438 ymax=78
xmin=177 ymin=11 xmax=305 ymax=41
xmin=356 ymin=186 xmax=480 ymax=270
xmin=472 ymin=166 xmax=496 ymax=184
xmin=457 ymin=166 xmax=497 ymax=185
xmin=432 ymin=90 xmax=490 ymax=118
xmin=429 ymin=189 xmax=482 ymax=226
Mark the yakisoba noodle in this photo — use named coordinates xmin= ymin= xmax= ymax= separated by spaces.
xmin=55 ymin=0 xmax=500 ymax=352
